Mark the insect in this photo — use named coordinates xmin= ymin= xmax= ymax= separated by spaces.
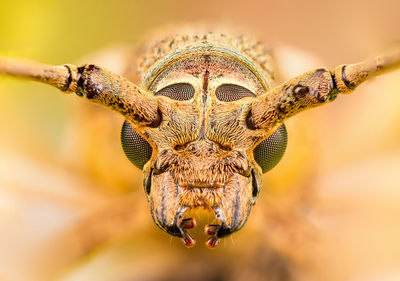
xmin=1 ymin=27 xmax=399 ymax=248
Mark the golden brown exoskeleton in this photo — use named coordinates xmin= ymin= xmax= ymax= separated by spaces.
xmin=1 ymin=27 xmax=399 ymax=247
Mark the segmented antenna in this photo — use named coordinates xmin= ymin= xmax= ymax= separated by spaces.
xmin=0 ymin=57 xmax=160 ymax=127
xmin=248 ymin=45 xmax=400 ymax=131
xmin=0 ymin=57 xmax=77 ymax=92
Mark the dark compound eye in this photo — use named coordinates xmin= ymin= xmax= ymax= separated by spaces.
xmin=253 ymin=124 xmax=288 ymax=173
xmin=121 ymin=120 xmax=152 ymax=169
xmin=155 ymin=83 xmax=195 ymax=101
xmin=215 ymin=84 xmax=255 ymax=102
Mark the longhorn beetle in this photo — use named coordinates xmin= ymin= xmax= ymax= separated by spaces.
xmin=0 ymin=28 xmax=399 ymax=248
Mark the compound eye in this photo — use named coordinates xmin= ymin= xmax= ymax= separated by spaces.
xmin=155 ymin=83 xmax=195 ymax=101
xmin=121 ymin=120 xmax=152 ymax=169
xmin=253 ymin=124 xmax=288 ymax=173
xmin=215 ymin=84 xmax=255 ymax=102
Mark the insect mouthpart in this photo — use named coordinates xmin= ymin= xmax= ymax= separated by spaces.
xmin=170 ymin=194 xmax=252 ymax=248
xmin=147 ymin=150 xmax=256 ymax=248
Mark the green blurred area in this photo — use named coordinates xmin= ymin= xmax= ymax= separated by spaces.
xmin=0 ymin=0 xmax=168 ymax=61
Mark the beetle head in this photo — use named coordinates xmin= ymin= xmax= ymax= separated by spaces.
xmin=121 ymin=40 xmax=287 ymax=247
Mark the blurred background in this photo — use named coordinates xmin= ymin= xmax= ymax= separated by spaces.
xmin=0 ymin=0 xmax=400 ymax=280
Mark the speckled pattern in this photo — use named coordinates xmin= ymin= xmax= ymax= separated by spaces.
xmin=133 ymin=26 xmax=275 ymax=89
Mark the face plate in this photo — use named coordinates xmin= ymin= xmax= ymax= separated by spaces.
xmin=138 ymin=45 xmax=272 ymax=245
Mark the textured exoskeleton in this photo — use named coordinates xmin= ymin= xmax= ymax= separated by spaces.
xmin=1 ymin=27 xmax=399 ymax=247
